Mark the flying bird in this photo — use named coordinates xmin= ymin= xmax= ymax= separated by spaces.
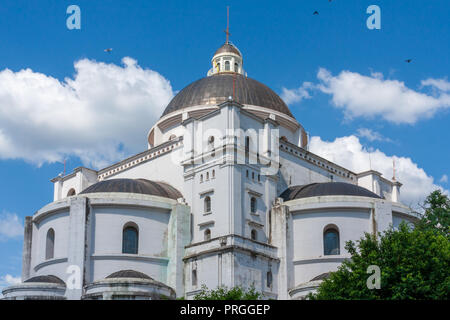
xmin=313 ymin=11 xmax=319 ymax=15
xmin=104 ymin=48 xmax=113 ymax=53
xmin=405 ymin=59 xmax=412 ymax=63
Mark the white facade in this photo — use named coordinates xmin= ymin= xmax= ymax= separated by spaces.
xmin=3 ymin=41 xmax=418 ymax=300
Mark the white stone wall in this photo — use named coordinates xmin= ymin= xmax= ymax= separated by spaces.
xmin=31 ymin=210 xmax=70 ymax=281
xmin=291 ymin=208 xmax=371 ymax=284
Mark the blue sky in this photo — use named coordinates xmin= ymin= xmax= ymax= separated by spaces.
xmin=0 ymin=0 xmax=449 ymax=288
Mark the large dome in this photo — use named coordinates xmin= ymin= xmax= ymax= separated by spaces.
xmin=161 ymin=73 xmax=293 ymax=118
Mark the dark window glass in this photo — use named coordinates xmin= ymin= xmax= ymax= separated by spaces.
xmin=251 ymin=229 xmax=257 ymax=241
xmin=46 ymin=228 xmax=55 ymax=260
xmin=204 ymin=229 xmax=211 ymax=241
xmin=250 ymin=197 xmax=257 ymax=213
xmin=204 ymin=196 xmax=211 ymax=213
xmin=267 ymin=271 xmax=272 ymax=288
xmin=324 ymin=229 xmax=340 ymax=255
xmin=192 ymin=269 xmax=197 ymax=286
xmin=122 ymin=226 xmax=138 ymax=254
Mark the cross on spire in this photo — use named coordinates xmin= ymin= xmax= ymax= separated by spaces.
xmin=224 ymin=6 xmax=230 ymax=43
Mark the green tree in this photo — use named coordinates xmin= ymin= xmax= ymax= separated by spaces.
xmin=417 ymin=190 xmax=450 ymax=237
xmin=193 ymin=284 xmax=262 ymax=300
xmin=309 ymin=190 xmax=450 ymax=300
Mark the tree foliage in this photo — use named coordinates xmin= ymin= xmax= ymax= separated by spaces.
xmin=193 ymin=284 xmax=262 ymax=300
xmin=309 ymin=190 xmax=450 ymax=300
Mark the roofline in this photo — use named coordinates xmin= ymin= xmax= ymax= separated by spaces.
xmin=51 ymin=166 xmax=98 ymax=183
xmin=279 ymin=139 xmax=357 ymax=177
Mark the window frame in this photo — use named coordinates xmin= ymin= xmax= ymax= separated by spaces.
xmin=45 ymin=228 xmax=55 ymax=260
xmin=204 ymin=228 xmax=211 ymax=241
xmin=251 ymin=229 xmax=257 ymax=241
xmin=204 ymin=196 xmax=212 ymax=214
xmin=122 ymin=223 xmax=139 ymax=254
xmin=323 ymin=225 xmax=340 ymax=256
xmin=250 ymin=197 xmax=257 ymax=214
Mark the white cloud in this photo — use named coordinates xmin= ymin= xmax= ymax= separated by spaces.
xmin=316 ymin=68 xmax=450 ymax=124
xmin=0 ymin=274 xmax=21 ymax=297
xmin=309 ymin=135 xmax=448 ymax=207
xmin=0 ymin=57 xmax=174 ymax=168
xmin=421 ymin=78 xmax=450 ymax=92
xmin=440 ymin=174 xmax=448 ymax=183
xmin=0 ymin=212 xmax=23 ymax=240
xmin=281 ymin=82 xmax=313 ymax=105
xmin=356 ymin=128 xmax=392 ymax=143
xmin=0 ymin=274 xmax=21 ymax=285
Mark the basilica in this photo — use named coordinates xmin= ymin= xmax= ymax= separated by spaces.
xmin=2 ymin=38 xmax=417 ymax=300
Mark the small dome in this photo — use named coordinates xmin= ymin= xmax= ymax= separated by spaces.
xmin=162 ymin=73 xmax=293 ymax=118
xmin=24 ymin=275 xmax=66 ymax=286
xmin=280 ymin=182 xmax=381 ymax=201
xmin=214 ymin=42 xmax=242 ymax=57
xmin=80 ymin=178 xmax=182 ymax=200
xmin=310 ymin=272 xmax=330 ymax=281
xmin=106 ymin=270 xmax=152 ymax=280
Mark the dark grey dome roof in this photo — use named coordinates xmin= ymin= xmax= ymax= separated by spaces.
xmin=310 ymin=272 xmax=330 ymax=281
xmin=162 ymin=73 xmax=293 ymax=118
xmin=80 ymin=178 xmax=182 ymax=200
xmin=280 ymin=182 xmax=381 ymax=201
xmin=214 ymin=42 xmax=242 ymax=57
xmin=106 ymin=270 xmax=152 ymax=280
xmin=24 ymin=275 xmax=66 ymax=286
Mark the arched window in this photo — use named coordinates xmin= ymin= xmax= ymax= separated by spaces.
xmin=204 ymin=228 xmax=211 ymax=241
xmin=212 ymin=170 xmax=215 ymax=178
xmin=251 ymin=229 xmax=257 ymax=241
xmin=200 ymin=174 xmax=203 ymax=183
xmin=208 ymin=136 xmax=214 ymax=149
xmin=192 ymin=269 xmax=197 ymax=286
xmin=323 ymin=226 xmax=340 ymax=255
xmin=122 ymin=224 xmax=139 ymax=254
xmin=206 ymin=172 xmax=209 ymax=180
xmin=204 ymin=196 xmax=211 ymax=213
xmin=266 ymin=271 xmax=273 ymax=288
xmin=234 ymin=63 xmax=239 ymax=72
xmin=225 ymin=60 xmax=230 ymax=71
xmin=67 ymin=188 xmax=76 ymax=197
xmin=168 ymin=134 xmax=177 ymax=141
xmin=245 ymin=136 xmax=250 ymax=152
xmin=250 ymin=197 xmax=257 ymax=214
xmin=46 ymin=228 xmax=55 ymax=260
